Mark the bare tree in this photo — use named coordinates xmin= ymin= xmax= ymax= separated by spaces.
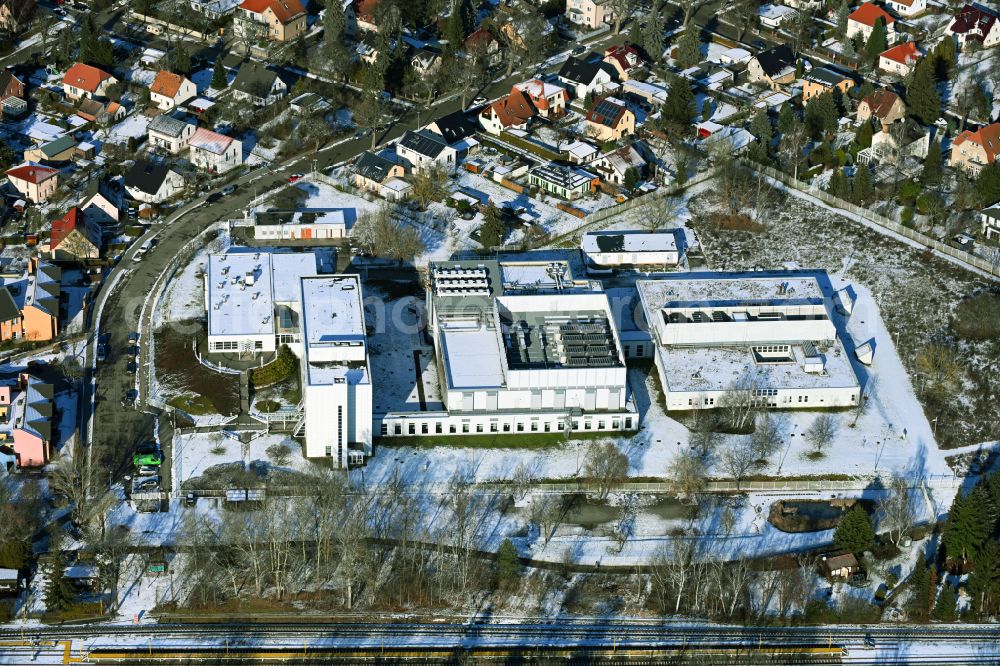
xmin=688 ymin=408 xmax=720 ymax=460
xmin=877 ymin=476 xmax=915 ymax=547
xmin=609 ymin=494 xmax=638 ymax=553
xmin=48 ymin=455 xmax=88 ymax=523
xmin=582 ymin=441 xmax=629 ymax=499
xmin=780 ymin=121 xmax=809 ymax=182
xmin=805 ymin=413 xmax=838 ymax=455
xmin=606 ymin=0 xmax=636 ymax=34
xmin=719 ymin=371 xmax=761 ymax=432
xmin=409 ymin=165 xmax=449 ymax=209
xmin=638 ymin=193 xmax=685 ymax=232
xmin=532 ymin=494 xmax=563 ymax=546
xmin=668 ymin=448 xmax=707 ymax=499
xmin=852 ymin=376 xmax=877 ymax=427
xmin=749 ymin=409 xmax=783 ymax=461
xmin=722 ymin=438 xmax=757 ymax=490
xmin=88 ymin=524 xmax=131 ymax=614
xmin=676 ymin=0 xmax=707 ymax=25
xmin=731 ymin=0 xmax=758 ymax=41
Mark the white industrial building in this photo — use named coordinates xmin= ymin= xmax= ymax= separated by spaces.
xmin=582 ymin=230 xmax=681 ymax=271
xmin=636 ymin=272 xmax=862 ymax=411
xmin=299 ymin=275 xmax=372 ymax=466
xmin=379 ymin=258 xmax=638 ymax=438
xmin=204 ymin=251 xmax=370 ymax=467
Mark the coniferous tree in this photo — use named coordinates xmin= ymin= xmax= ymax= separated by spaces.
xmin=853 ymin=165 xmax=874 ymax=203
xmin=479 ymin=204 xmax=505 ymax=250
xmin=834 ymin=505 xmax=875 ymax=554
xmin=323 ymin=0 xmax=352 ymax=79
xmin=42 ymin=550 xmax=72 ymax=612
xmin=495 ymin=538 xmax=521 ymax=586
xmin=855 ymin=118 xmax=874 ymax=148
xmin=922 ymin=137 xmax=942 ymax=185
xmin=777 ymin=103 xmax=796 ymax=135
xmin=750 ymin=109 xmax=772 ymax=151
xmin=662 ymin=75 xmax=695 ymax=128
xmin=975 ymin=163 xmax=1000 ymax=208
xmin=969 ymin=539 xmax=1000 ymax=618
xmin=865 ymin=18 xmax=887 ymax=62
xmin=836 ymin=0 xmax=849 ymax=36
xmin=805 ymin=91 xmax=837 ymax=137
xmin=676 ymin=27 xmax=701 ymax=69
xmin=829 ymin=167 xmax=852 ymax=200
xmin=907 ymin=551 xmax=932 ymax=621
xmin=907 ymin=58 xmax=941 ymax=124
xmin=211 ymin=58 xmax=227 ymax=89
xmin=945 ymin=488 xmax=993 ymax=564
xmin=932 ymin=583 xmax=958 ymax=622
xmin=932 ymin=37 xmax=956 ymax=82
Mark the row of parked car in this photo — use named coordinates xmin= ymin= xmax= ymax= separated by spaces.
xmin=131 ymin=441 xmax=163 ymax=495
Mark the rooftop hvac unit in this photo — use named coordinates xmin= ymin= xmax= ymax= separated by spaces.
xmin=342 ymin=283 xmax=355 ymax=290
xmin=245 ymin=272 xmax=255 ymax=286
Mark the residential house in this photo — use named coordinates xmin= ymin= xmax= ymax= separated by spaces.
xmin=396 ymin=130 xmax=457 ymax=173
xmin=565 ymin=0 xmax=614 ymax=30
xmin=802 ymin=66 xmax=854 ymax=103
xmin=593 ymin=145 xmax=646 ymax=186
xmin=0 ymin=70 xmax=25 ymax=102
xmin=820 ymin=552 xmax=860 ymax=579
xmin=560 ymin=139 xmax=600 ymax=164
xmin=0 ymin=259 xmax=60 ymax=343
xmin=354 ymin=0 xmax=378 ymax=33
xmin=234 ymin=0 xmax=307 ymax=42
xmin=188 ymin=128 xmax=243 ymax=174
xmin=76 ymin=98 xmax=125 ymax=125
xmin=0 ymin=70 xmax=25 ymax=118
xmin=424 ymin=110 xmax=478 ymax=145
xmin=351 ymin=151 xmax=410 ymax=201
xmin=462 ymin=27 xmax=503 ymax=68
xmin=758 ymin=4 xmax=797 ymax=28
xmin=8 ymin=373 xmax=53 ymax=467
xmin=602 ymin=45 xmax=644 ymax=80
xmin=408 ymin=46 xmax=442 ymax=79
xmin=289 ymin=92 xmax=331 ymax=114
xmin=979 ymin=201 xmax=1000 ymax=240
xmin=80 ymin=179 xmax=123 ymax=231
xmin=0 ymin=0 xmax=35 ymax=34
xmin=23 ymin=135 xmax=77 ymax=163
xmin=5 ymin=164 xmax=59 ymax=203
xmin=527 ymin=163 xmax=599 ymax=200
xmin=479 ymin=87 xmax=536 ymax=135
xmin=846 ymin=3 xmax=896 ymax=43
xmin=878 ymin=41 xmax=922 ymax=75
xmin=513 ymin=79 xmax=569 ymax=118
xmin=147 ymin=114 xmax=196 ymax=154
xmin=584 ymin=97 xmax=635 ymax=141
xmin=149 ymin=70 xmax=197 ymax=111
xmin=747 ymin=44 xmax=796 ymax=90
xmin=230 ymin=61 xmax=287 ymax=106
xmin=61 ymin=62 xmax=116 ymax=101
xmin=946 ymin=4 xmax=1000 ymax=50
xmin=857 ymin=119 xmax=929 ymax=165
xmin=124 ymin=160 xmax=185 ymax=203
xmin=885 ymin=0 xmax=925 ymax=18
xmin=190 ymin=0 xmax=243 ymax=18
xmin=857 ymin=89 xmax=906 ymax=125
xmin=49 ymin=208 xmax=101 ymax=261
xmin=950 ymin=122 xmax=1000 ymax=176
xmin=557 ymin=57 xmax=617 ymax=100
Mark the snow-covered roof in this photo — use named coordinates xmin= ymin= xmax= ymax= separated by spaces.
xmin=206 ymin=252 xmax=275 ymax=338
xmin=759 ymin=4 xmax=797 ymax=20
xmin=300 ymin=275 xmax=369 ymax=388
xmin=270 ymin=253 xmax=320 ymax=303
xmin=583 ymin=230 xmax=678 ymax=254
xmin=638 ymin=273 xmax=825 ymax=308
xmin=188 ymin=127 xmax=234 ymax=154
xmin=440 ymin=323 xmax=505 ymax=389
xmin=560 ymin=140 xmax=599 ymax=160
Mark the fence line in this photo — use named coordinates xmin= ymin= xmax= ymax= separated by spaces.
xmin=750 ymin=162 xmax=1000 ymax=279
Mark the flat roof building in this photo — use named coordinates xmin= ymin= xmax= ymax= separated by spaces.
xmin=379 ymin=257 xmax=638 ymax=439
xmin=582 ymin=230 xmax=681 ymax=271
xmin=204 ymin=251 xmax=370 ymax=467
xmin=636 ymin=272 xmax=861 ymax=412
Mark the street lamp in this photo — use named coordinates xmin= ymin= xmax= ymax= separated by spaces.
xmin=932 ymin=417 xmax=939 ymax=437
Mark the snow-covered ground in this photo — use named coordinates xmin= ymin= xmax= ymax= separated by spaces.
xmin=171 ymin=431 xmax=311 ymax=492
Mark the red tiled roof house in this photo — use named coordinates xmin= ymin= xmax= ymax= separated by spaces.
xmin=235 ymin=0 xmax=306 ymax=42
xmin=61 ymin=62 xmax=117 ymax=101
xmin=950 ymin=122 xmax=1000 ymax=176
xmin=878 ymin=41 xmax=922 ymax=76
xmin=945 ymin=4 xmax=1000 ymax=51
xmin=5 ymin=163 xmax=59 ymax=203
xmin=49 ymin=208 xmax=101 ymax=261
xmin=479 ymin=87 xmax=537 ymax=135
xmin=847 ymin=3 xmax=896 ymax=44
xmin=149 ymin=70 xmax=197 ymax=111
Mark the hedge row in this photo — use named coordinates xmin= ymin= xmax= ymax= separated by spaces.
xmin=250 ymin=345 xmax=299 ymax=389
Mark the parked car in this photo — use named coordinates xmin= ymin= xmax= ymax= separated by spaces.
xmin=221 ymin=184 xmax=237 ymax=196
xmin=287 ymin=173 xmax=305 ymax=183
xmin=122 ymin=389 xmax=138 ymax=408
xmin=128 ymin=332 xmax=140 ymax=344
xmin=96 ymin=344 xmax=108 ymax=363
xmin=133 ymin=476 xmax=160 ymax=492
xmin=206 ymin=192 xmax=223 ymax=204
xmin=572 ymin=45 xmax=586 ymax=54
xmin=126 ymin=361 xmax=137 ymax=374
xmin=133 ymin=443 xmax=163 ymax=467
xmin=137 ymin=465 xmax=159 ymax=476
xmin=471 ymin=96 xmax=488 ymax=107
